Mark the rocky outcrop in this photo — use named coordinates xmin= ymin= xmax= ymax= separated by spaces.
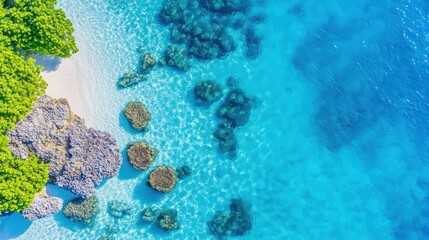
xmin=127 ymin=142 xmax=158 ymax=170
xmin=148 ymin=166 xmax=177 ymax=193
xmin=107 ymin=200 xmax=132 ymax=218
xmin=175 ymin=165 xmax=192 ymax=180
xmin=63 ymin=196 xmax=100 ymax=226
xmin=124 ymin=101 xmax=151 ymax=131
xmin=164 ymin=45 xmax=191 ymax=71
xmin=141 ymin=53 xmax=157 ymax=73
xmin=7 ymin=95 xmax=122 ymax=198
xmin=157 ymin=209 xmax=179 ymax=231
xmin=194 ymin=80 xmax=223 ymax=105
xmin=117 ymin=71 xmax=147 ymax=88
xmin=21 ymin=188 xmax=63 ymax=220
xmin=209 ymin=198 xmax=253 ymax=237
xmin=141 ymin=207 xmax=158 ymax=222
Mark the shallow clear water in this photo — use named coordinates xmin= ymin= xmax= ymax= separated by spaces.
xmin=1 ymin=0 xmax=429 ymax=239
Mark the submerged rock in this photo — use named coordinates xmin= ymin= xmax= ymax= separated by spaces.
xmin=157 ymin=209 xmax=179 ymax=231
xmin=63 ymin=196 xmax=100 ymax=226
xmin=209 ymin=198 xmax=253 ymax=237
xmin=217 ymin=88 xmax=251 ymax=126
xmin=244 ymin=27 xmax=262 ymax=59
xmin=201 ymin=0 xmax=248 ymax=14
xmin=127 ymin=142 xmax=158 ymax=170
xmin=141 ymin=53 xmax=157 ymax=73
xmin=7 ymin=95 xmax=122 ymax=198
xmin=124 ymin=101 xmax=151 ymax=131
xmin=107 ymin=200 xmax=132 ymax=218
xmin=141 ymin=207 xmax=158 ymax=222
xmin=213 ymin=121 xmax=238 ymax=154
xmin=194 ymin=80 xmax=223 ymax=105
xmin=148 ymin=166 xmax=177 ymax=193
xmin=175 ymin=165 xmax=192 ymax=180
xmin=21 ymin=188 xmax=63 ymax=221
xmin=164 ymin=45 xmax=191 ymax=71
xmin=118 ymin=71 xmax=147 ymax=88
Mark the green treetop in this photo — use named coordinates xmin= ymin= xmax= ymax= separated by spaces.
xmin=2 ymin=0 xmax=78 ymax=58
xmin=0 ymin=0 xmax=77 ymax=213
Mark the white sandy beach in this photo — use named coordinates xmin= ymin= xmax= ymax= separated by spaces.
xmin=41 ymin=56 xmax=91 ymax=125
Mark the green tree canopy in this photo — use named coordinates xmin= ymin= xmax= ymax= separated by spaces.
xmin=0 ymin=0 xmax=77 ymax=213
xmin=2 ymin=0 xmax=78 ymax=58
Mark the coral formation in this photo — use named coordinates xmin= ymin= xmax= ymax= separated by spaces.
xmin=214 ymin=121 xmax=238 ymax=154
xmin=107 ymin=200 xmax=132 ymax=218
xmin=141 ymin=207 xmax=158 ymax=222
xmin=117 ymin=71 xmax=147 ymax=88
xmin=159 ymin=0 xmax=262 ymax=61
xmin=176 ymin=165 xmax=192 ymax=180
xmin=157 ymin=209 xmax=179 ymax=231
xmin=244 ymin=27 xmax=262 ymax=59
xmin=21 ymin=188 xmax=63 ymax=220
xmin=217 ymin=88 xmax=251 ymax=126
xmin=194 ymin=80 xmax=223 ymax=105
xmin=7 ymin=95 xmax=122 ymax=198
xmin=148 ymin=166 xmax=177 ymax=193
xmin=208 ymin=198 xmax=253 ymax=237
xmin=127 ymin=142 xmax=158 ymax=170
xmin=164 ymin=45 xmax=191 ymax=71
xmin=141 ymin=53 xmax=157 ymax=73
xmin=124 ymin=101 xmax=151 ymax=131
xmin=63 ymin=196 xmax=100 ymax=226
xmin=200 ymin=0 xmax=248 ymax=14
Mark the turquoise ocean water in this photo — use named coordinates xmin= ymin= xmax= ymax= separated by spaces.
xmin=1 ymin=0 xmax=429 ymax=239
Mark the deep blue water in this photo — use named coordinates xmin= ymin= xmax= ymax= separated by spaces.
xmin=1 ymin=0 xmax=429 ymax=239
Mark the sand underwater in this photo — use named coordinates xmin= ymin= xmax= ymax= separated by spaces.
xmin=2 ymin=0 xmax=429 ymax=239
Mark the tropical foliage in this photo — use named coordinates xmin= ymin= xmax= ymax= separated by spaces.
xmin=1 ymin=0 xmax=78 ymax=58
xmin=0 ymin=0 xmax=77 ymax=213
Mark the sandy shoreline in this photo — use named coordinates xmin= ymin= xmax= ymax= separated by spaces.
xmin=41 ymin=56 xmax=90 ymax=125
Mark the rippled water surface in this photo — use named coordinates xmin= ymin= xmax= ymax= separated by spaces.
xmin=1 ymin=0 xmax=429 ymax=239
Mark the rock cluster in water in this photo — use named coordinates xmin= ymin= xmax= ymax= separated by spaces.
xmin=141 ymin=207 xmax=158 ymax=222
xmin=209 ymin=198 xmax=253 ymax=237
xmin=158 ymin=0 xmax=264 ymax=71
xmin=21 ymin=188 xmax=63 ymax=220
xmin=7 ymin=95 xmax=122 ymax=198
xmin=127 ymin=141 xmax=158 ymax=170
xmin=107 ymin=200 xmax=132 ymax=218
xmin=148 ymin=166 xmax=178 ymax=193
xmin=194 ymin=80 xmax=224 ymax=105
xmin=157 ymin=209 xmax=179 ymax=232
xmin=117 ymin=71 xmax=147 ymax=88
xmin=164 ymin=45 xmax=191 ymax=71
xmin=192 ymin=77 xmax=253 ymax=156
xmin=141 ymin=53 xmax=157 ymax=73
xmin=63 ymin=196 xmax=100 ymax=226
xmin=124 ymin=101 xmax=151 ymax=131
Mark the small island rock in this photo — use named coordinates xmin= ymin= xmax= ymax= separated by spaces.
xmin=127 ymin=142 xmax=158 ymax=170
xmin=124 ymin=101 xmax=151 ymax=131
xmin=63 ymin=196 xmax=100 ymax=226
xmin=148 ymin=166 xmax=177 ymax=193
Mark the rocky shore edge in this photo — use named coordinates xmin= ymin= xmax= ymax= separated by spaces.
xmin=6 ymin=95 xmax=122 ymax=220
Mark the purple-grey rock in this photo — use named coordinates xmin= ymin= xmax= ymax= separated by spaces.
xmin=21 ymin=188 xmax=63 ymax=220
xmin=7 ymin=95 xmax=122 ymax=198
